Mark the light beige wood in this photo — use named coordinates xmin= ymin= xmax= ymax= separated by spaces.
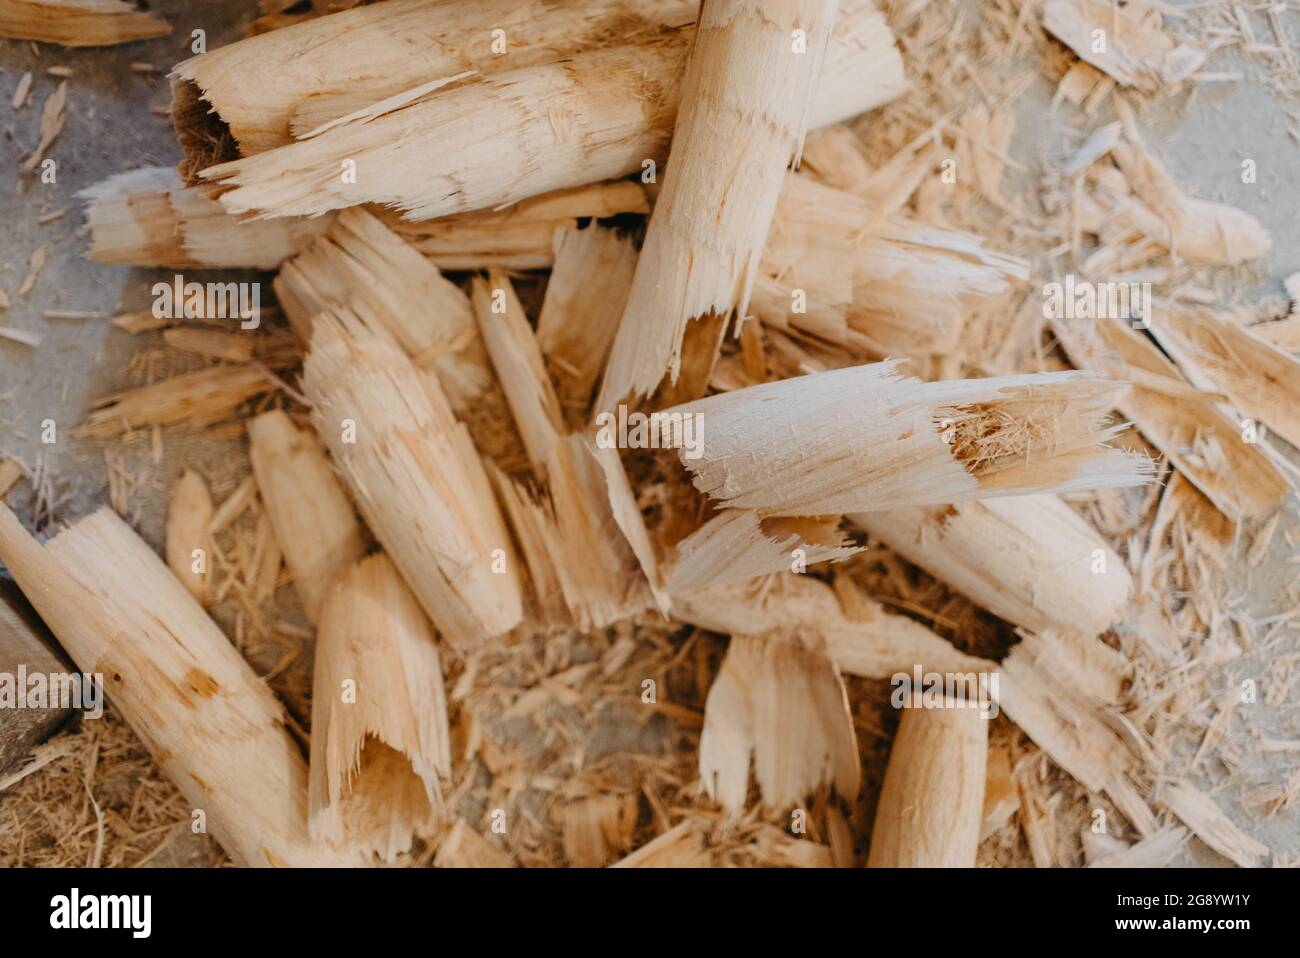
xmin=435 ymin=819 xmax=515 ymax=868
xmin=1161 ymin=782 xmax=1268 ymax=868
xmin=79 ymin=167 xmax=331 ymax=269
xmin=302 ymin=307 xmax=523 ymax=649
xmin=1147 ymin=301 xmax=1300 ymax=451
xmin=853 ymin=495 xmax=1133 ymax=639
xmin=0 ymin=0 xmax=169 ymax=47
xmin=867 ymin=704 xmax=987 ymax=867
xmin=200 ymin=1 xmax=906 ymax=223
xmin=536 ymin=225 xmax=638 ymax=426
xmin=165 ymin=469 xmax=214 ymax=605
xmin=468 ymin=273 xmax=657 ymax=628
xmin=597 ymin=0 xmax=840 ymax=410
xmin=667 ymin=361 xmax=1151 ymax=517
xmin=246 ymin=410 xmax=367 ymax=623
xmin=74 ymin=365 xmax=274 ymax=439
xmin=471 ymin=273 xmax=564 ymax=476
xmin=667 ymin=510 xmax=860 ymax=593
xmin=1054 ymin=313 xmax=1290 ymax=522
xmin=700 ymin=633 xmax=859 ymax=814
xmin=309 ymin=553 xmax=450 ymax=862
xmin=670 ymin=573 xmax=996 ymax=679
xmin=753 ymin=174 xmax=1028 ymax=357
xmin=1108 ymin=134 xmax=1269 ymax=267
xmin=172 ymin=0 xmax=698 ymax=171
xmin=276 ymin=208 xmax=519 ymax=466
xmin=383 ymin=182 xmax=649 ymax=271
xmin=0 ymin=504 xmax=364 ymax=866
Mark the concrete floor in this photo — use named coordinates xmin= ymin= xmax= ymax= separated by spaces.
xmin=1 ymin=2 xmax=1297 ymax=866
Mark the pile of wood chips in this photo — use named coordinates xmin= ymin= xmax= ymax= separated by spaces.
xmin=0 ymin=0 xmax=1297 ymax=868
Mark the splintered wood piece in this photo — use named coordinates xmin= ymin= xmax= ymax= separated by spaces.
xmin=165 ymin=469 xmax=214 ymax=605
xmin=753 ymin=174 xmax=1027 ymax=356
xmin=997 ymin=632 xmax=1156 ymax=836
xmin=667 ymin=361 xmax=1151 ymax=517
xmin=488 ymin=439 xmax=650 ymax=629
xmin=612 ymin=820 xmax=711 ymax=867
xmin=543 ymin=436 xmax=655 ymax=630
xmin=1041 ymin=0 xmax=1179 ymax=92
xmin=0 ymin=578 xmax=71 ymax=773
xmin=276 ymin=208 xmax=518 ymax=463
xmin=980 ymin=744 xmax=1020 ymax=841
xmin=1161 ymin=782 xmax=1268 ymax=868
xmin=670 ymin=573 xmax=996 ymax=679
xmin=596 ymin=0 xmax=840 ymax=410
xmin=486 ymin=462 xmax=569 ymax=626
xmin=74 ymin=365 xmax=274 ymax=439
xmin=302 ymin=307 xmax=523 ymax=648
xmin=247 ymin=410 xmax=367 ymax=623
xmin=699 ymin=634 xmax=859 ymax=813
xmin=1110 ymin=136 xmax=1269 ymax=267
xmin=867 ymin=704 xmax=987 ymax=867
xmin=467 ymin=272 xmax=656 ymax=627
xmin=1054 ymin=313 xmax=1290 ymax=521
xmin=199 ymin=1 xmax=906 ymax=222
xmin=471 ymin=273 xmax=564 ymax=475
xmin=79 ymin=167 xmax=332 ymax=269
xmin=0 ymin=0 xmax=169 ymax=47
xmin=1088 ymin=825 xmax=1188 ymax=868
xmin=172 ymin=0 xmax=698 ymax=169
xmin=853 ymin=494 xmax=1133 ymax=639
xmin=0 ymin=505 xmax=364 ymax=866
xmin=383 ymin=181 xmax=649 ymax=270
xmin=163 ymin=328 xmax=255 ymax=363
xmin=667 ymin=510 xmax=861 ymax=593
xmin=536 ymin=224 xmax=638 ymax=425
xmin=1147 ymin=302 xmax=1300 ymax=451
xmin=309 ymin=554 xmax=450 ymax=862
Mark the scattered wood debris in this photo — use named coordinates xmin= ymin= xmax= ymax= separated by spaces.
xmin=1 ymin=0 xmax=1292 ymax=873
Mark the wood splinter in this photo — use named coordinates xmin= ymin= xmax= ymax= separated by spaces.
xmin=309 ymin=553 xmax=451 ymax=862
xmin=247 ymin=410 xmax=367 ymax=624
xmin=598 ymin=0 xmax=840 ymax=411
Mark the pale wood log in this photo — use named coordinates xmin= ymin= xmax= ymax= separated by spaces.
xmin=0 ymin=504 xmax=364 ymax=866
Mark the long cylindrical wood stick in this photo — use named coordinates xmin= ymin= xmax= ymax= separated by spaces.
xmin=0 ymin=504 xmax=363 ymax=866
xmin=247 ymin=410 xmax=367 ymax=624
xmin=597 ymin=0 xmax=840 ymax=411
xmin=309 ymin=553 xmax=450 ymax=862
xmin=852 ymin=495 xmax=1133 ymax=639
xmin=199 ymin=1 xmax=906 ymax=223
xmin=0 ymin=578 xmax=72 ymax=773
xmin=172 ymin=0 xmax=699 ymax=174
xmin=301 ymin=307 xmax=524 ymax=649
xmin=866 ymin=704 xmax=988 ymax=867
